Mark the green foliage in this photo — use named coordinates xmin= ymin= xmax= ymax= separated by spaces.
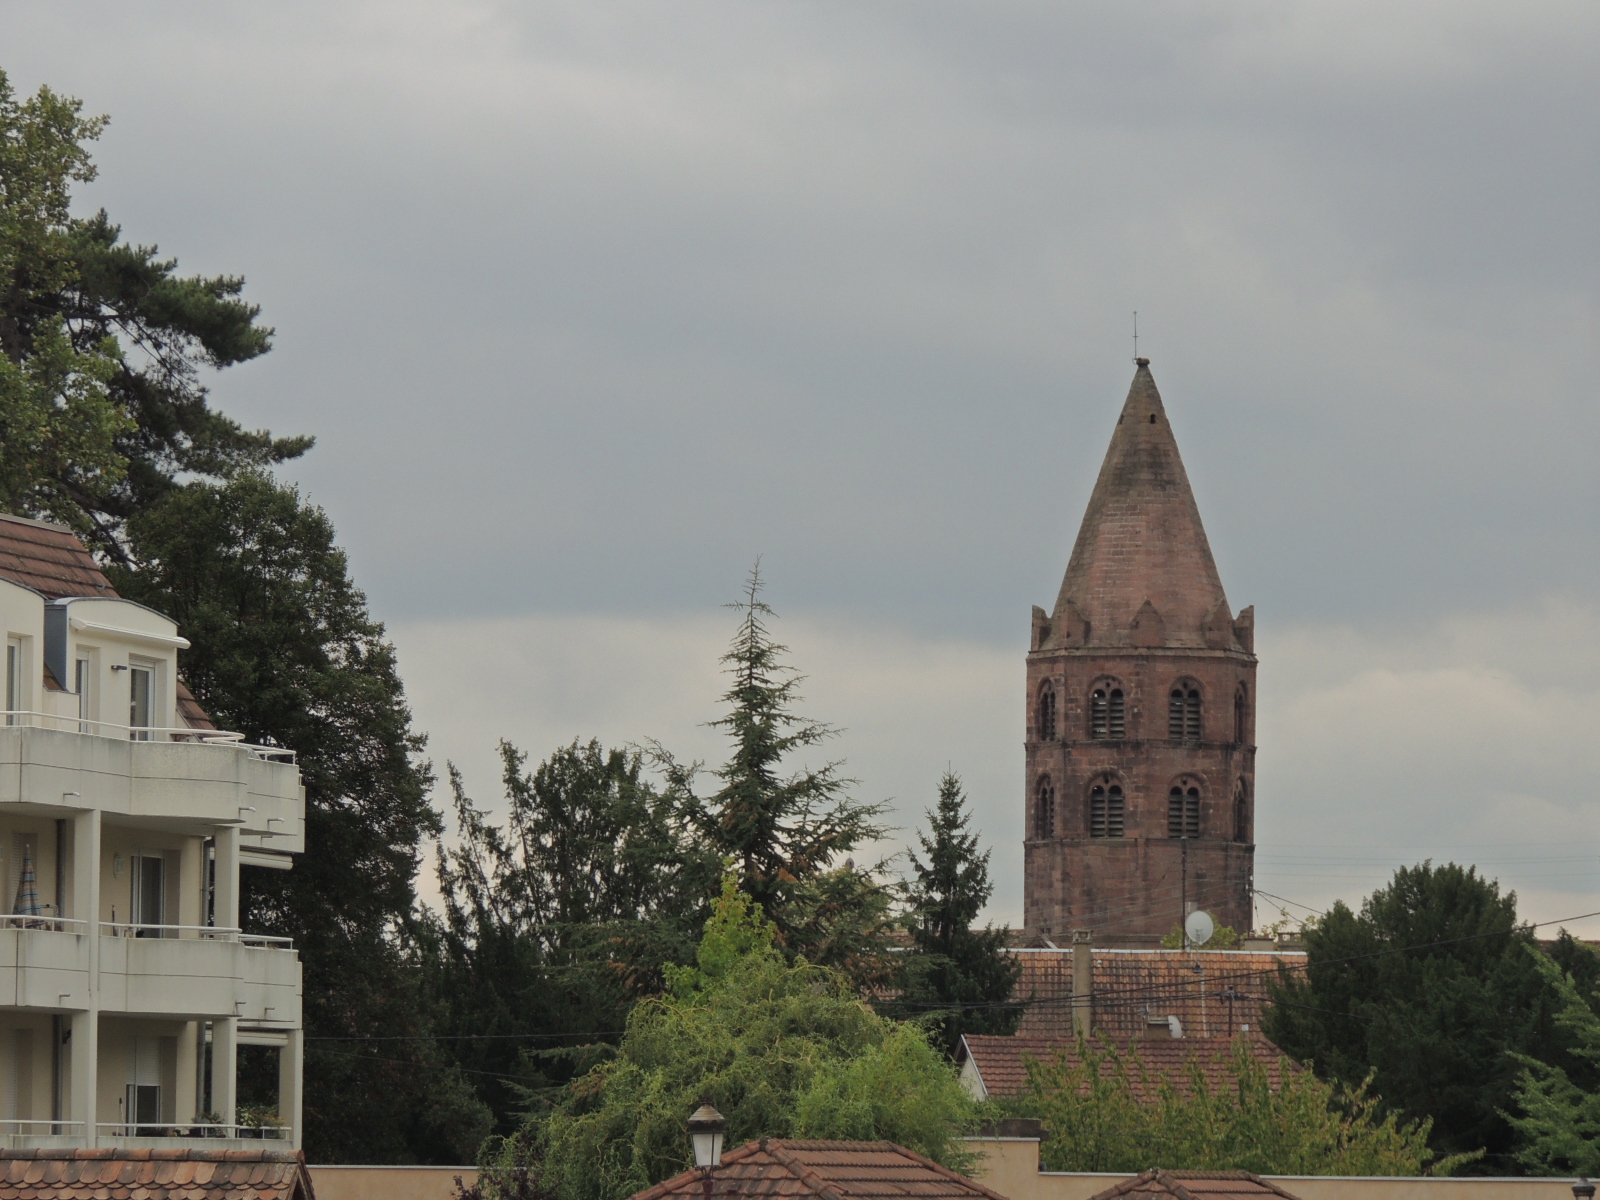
xmin=1262 ymin=862 xmax=1582 ymax=1172
xmin=1507 ymin=944 xmax=1600 ymax=1175
xmin=658 ymin=564 xmax=891 ymax=978
xmin=0 ymin=67 xmax=305 ymax=552
xmin=110 ymin=473 xmax=473 ymax=1163
xmin=0 ymin=71 xmax=129 ymax=527
xmin=479 ymin=878 xmax=978 ymax=1200
xmin=1014 ymin=1035 xmax=1466 ymax=1176
xmin=428 ymin=740 xmax=722 ymax=1130
xmin=1160 ymin=923 xmax=1241 ymax=950
xmin=885 ymin=770 xmax=1021 ymax=1054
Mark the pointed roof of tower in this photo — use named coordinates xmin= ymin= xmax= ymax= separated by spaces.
xmin=1053 ymin=360 xmax=1232 ymax=650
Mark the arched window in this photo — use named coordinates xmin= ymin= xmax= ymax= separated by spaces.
xmin=1034 ymin=776 xmax=1056 ymax=840
xmin=1090 ymin=779 xmax=1125 ymax=838
xmin=1037 ymin=680 xmax=1057 ymax=742
xmin=1167 ymin=781 xmax=1200 ymax=838
xmin=1233 ymin=779 xmax=1249 ymax=843
xmin=1234 ymin=686 xmax=1248 ymax=745
xmin=1091 ymin=682 xmax=1125 ymax=740
xmin=1168 ymin=683 xmax=1201 ymax=741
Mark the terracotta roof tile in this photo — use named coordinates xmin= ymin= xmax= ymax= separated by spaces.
xmin=0 ymin=1150 xmax=313 ymax=1200
xmin=630 ymin=1140 xmax=1007 ymax=1200
xmin=0 ymin=515 xmax=117 ymax=601
xmin=959 ymin=1032 xmax=1295 ymax=1101
xmin=1087 ymin=1169 xmax=1305 ymax=1200
xmin=1012 ymin=949 xmax=1305 ymax=1041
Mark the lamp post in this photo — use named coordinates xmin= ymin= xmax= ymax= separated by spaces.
xmin=688 ymin=1104 xmax=728 ymax=1200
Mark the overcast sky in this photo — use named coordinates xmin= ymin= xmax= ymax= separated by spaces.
xmin=4 ymin=1 xmax=1596 ymax=932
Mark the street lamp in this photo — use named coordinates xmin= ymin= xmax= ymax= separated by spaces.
xmin=688 ymin=1104 xmax=727 ymax=1172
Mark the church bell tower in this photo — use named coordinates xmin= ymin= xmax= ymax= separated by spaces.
xmin=1024 ymin=359 xmax=1256 ymax=946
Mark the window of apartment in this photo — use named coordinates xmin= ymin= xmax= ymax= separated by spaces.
xmin=75 ymin=654 xmax=94 ymax=732
xmin=1090 ymin=682 xmax=1125 ymax=740
xmin=131 ymin=854 xmax=165 ymax=935
xmin=1090 ymin=781 xmax=1125 ymax=838
xmin=1168 ymin=783 xmax=1201 ymax=838
xmin=128 ymin=663 xmax=154 ymax=740
xmin=126 ymin=1036 xmax=162 ymax=1134
xmin=5 ymin=638 xmax=21 ymax=726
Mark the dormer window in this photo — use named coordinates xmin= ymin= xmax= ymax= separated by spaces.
xmin=129 ymin=662 xmax=154 ymax=741
xmin=5 ymin=638 xmax=20 ymax=726
xmin=1090 ymin=683 xmax=1125 ymax=740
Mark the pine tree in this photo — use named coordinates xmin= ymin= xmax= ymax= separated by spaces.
xmin=0 ymin=68 xmax=309 ymax=555
xmin=686 ymin=564 xmax=889 ymax=959
xmin=892 ymin=770 xmax=1021 ymax=1054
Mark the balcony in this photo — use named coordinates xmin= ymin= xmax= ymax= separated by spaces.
xmin=0 ymin=714 xmax=303 ymax=853
xmin=0 ymin=916 xmax=300 ymax=1023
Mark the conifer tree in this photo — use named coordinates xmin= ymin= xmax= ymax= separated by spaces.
xmin=678 ymin=565 xmax=889 ymax=960
xmin=890 ymin=769 xmax=1021 ymax=1054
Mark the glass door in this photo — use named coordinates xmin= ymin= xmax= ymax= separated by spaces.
xmin=131 ymin=855 xmax=165 ymax=937
xmin=128 ymin=666 xmax=152 ymax=740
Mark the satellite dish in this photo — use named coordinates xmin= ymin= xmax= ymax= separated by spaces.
xmin=1184 ymin=910 xmax=1215 ymax=948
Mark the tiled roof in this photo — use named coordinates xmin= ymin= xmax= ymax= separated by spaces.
xmin=0 ymin=1148 xmax=314 ymax=1200
xmin=1087 ymin=1169 xmax=1304 ymax=1200
xmin=629 ymin=1140 xmax=1009 ymax=1200
xmin=958 ymin=1032 xmax=1294 ymax=1101
xmin=1012 ymin=949 xmax=1306 ymax=1041
xmin=0 ymin=512 xmax=215 ymax=731
xmin=0 ymin=514 xmax=117 ymax=600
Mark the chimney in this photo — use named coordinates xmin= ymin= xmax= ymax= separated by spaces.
xmin=1071 ymin=929 xmax=1093 ymax=1038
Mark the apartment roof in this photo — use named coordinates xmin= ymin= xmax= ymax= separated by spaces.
xmin=0 ymin=513 xmax=215 ymax=730
xmin=1012 ymin=948 xmax=1306 ymax=1041
xmin=957 ymin=1032 xmax=1294 ymax=1101
xmin=0 ymin=514 xmax=116 ymax=600
xmin=0 ymin=1148 xmax=314 ymax=1200
xmin=629 ymin=1140 xmax=1009 ymax=1200
xmin=1087 ymin=1169 xmax=1304 ymax=1200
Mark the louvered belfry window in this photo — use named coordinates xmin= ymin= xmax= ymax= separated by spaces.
xmin=1037 ymin=680 xmax=1057 ymax=742
xmin=1092 ymin=685 xmax=1126 ymax=739
xmin=1090 ymin=782 xmax=1124 ymax=838
xmin=1034 ymin=776 xmax=1056 ymax=839
xmin=1169 ymin=685 xmax=1201 ymax=741
xmin=1168 ymin=785 xmax=1201 ymax=838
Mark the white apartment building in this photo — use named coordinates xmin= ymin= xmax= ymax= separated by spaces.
xmin=0 ymin=514 xmax=304 ymax=1149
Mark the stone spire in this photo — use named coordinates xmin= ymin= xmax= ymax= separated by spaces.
xmin=1050 ymin=359 xmax=1235 ymax=650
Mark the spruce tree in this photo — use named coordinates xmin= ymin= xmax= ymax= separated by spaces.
xmin=892 ymin=769 xmax=1021 ymax=1054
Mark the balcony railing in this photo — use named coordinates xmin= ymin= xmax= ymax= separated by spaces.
xmin=0 ymin=913 xmax=88 ymax=934
xmin=98 ymin=922 xmax=294 ymax=949
xmin=97 ymin=1122 xmax=292 ymax=1141
xmin=0 ymin=709 xmax=296 ymax=763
